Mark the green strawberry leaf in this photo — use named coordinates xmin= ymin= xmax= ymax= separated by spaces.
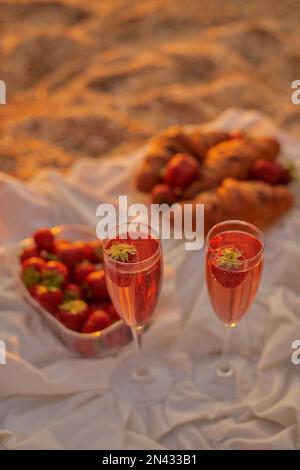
xmin=61 ymin=300 xmax=86 ymax=314
xmin=43 ymin=271 xmax=64 ymax=288
xmin=21 ymin=267 xmax=42 ymax=288
xmin=41 ymin=250 xmax=59 ymax=261
xmin=107 ymin=243 xmax=137 ymax=262
xmin=217 ymin=247 xmax=243 ymax=270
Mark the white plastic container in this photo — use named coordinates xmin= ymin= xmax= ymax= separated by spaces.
xmin=7 ymin=224 xmax=132 ymax=357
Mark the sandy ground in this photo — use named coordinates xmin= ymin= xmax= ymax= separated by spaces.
xmin=0 ymin=0 xmax=299 ymax=178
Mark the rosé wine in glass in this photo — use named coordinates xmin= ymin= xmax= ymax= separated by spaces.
xmin=103 ymin=222 xmax=171 ymax=407
xmin=105 ymin=235 xmax=162 ymax=328
xmin=206 ymin=230 xmax=263 ymax=327
xmin=195 ymin=220 xmax=264 ymax=401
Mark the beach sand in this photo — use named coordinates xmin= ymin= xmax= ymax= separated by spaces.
xmin=0 ymin=0 xmax=299 ymax=178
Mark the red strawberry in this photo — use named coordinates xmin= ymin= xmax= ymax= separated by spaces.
xmin=21 ymin=257 xmax=46 ymax=288
xmin=210 ymin=247 xmax=247 ymax=289
xmin=27 ymin=283 xmax=40 ymax=298
xmin=89 ymin=240 xmax=103 ymax=263
xmin=151 ymin=184 xmax=176 ymax=205
xmin=279 ymin=168 xmax=293 ymax=184
xmin=20 ymin=245 xmax=40 ymax=262
xmin=249 ymin=159 xmax=282 ymax=185
xmin=56 ymin=300 xmax=90 ymax=331
xmin=81 ymin=309 xmax=113 ymax=333
xmin=21 ymin=256 xmax=46 ymax=271
xmin=34 ymin=285 xmax=64 ymax=314
xmin=211 ymin=265 xmax=246 ymax=289
xmin=76 ymin=241 xmax=94 ymax=262
xmin=71 ymin=241 xmax=95 ymax=263
xmin=43 ymin=260 xmax=69 ymax=287
xmin=105 ymin=242 xmax=137 ymax=287
xmin=163 ymin=153 xmax=199 ymax=189
xmin=85 ymin=271 xmax=109 ymax=301
xmin=64 ymin=283 xmax=83 ymax=301
xmin=33 ymin=228 xmax=54 ymax=252
xmin=72 ymin=241 xmax=103 ymax=263
xmin=106 ymin=303 xmax=120 ymax=321
xmin=89 ymin=301 xmax=111 ymax=312
xmin=55 ymin=241 xmax=86 ymax=268
xmin=54 ymin=239 xmax=70 ymax=256
xmin=73 ymin=261 xmax=95 ymax=285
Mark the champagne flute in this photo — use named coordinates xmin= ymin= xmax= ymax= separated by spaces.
xmin=195 ymin=220 xmax=264 ymax=400
xmin=103 ymin=222 xmax=171 ymax=406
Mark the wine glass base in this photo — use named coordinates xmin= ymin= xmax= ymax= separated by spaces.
xmin=111 ymin=353 xmax=172 ymax=407
xmin=194 ymin=353 xmax=257 ymax=402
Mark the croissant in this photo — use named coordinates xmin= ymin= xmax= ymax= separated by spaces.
xmin=200 ymin=136 xmax=279 ymax=187
xmin=153 ymin=127 xmax=231 ymax=160
xmin=136 ymin=125 xmax=292 ymax=233
xmin=184 ymin=129 xmax=232 ymax=160
xmin=136 ymin=128 xmax=231 ymax=192
xmin=188 ymin=178 xmax=294 ymax=233
xmin=249 ymin=136 xmax=280 ymax=161
xmin=181 ymin=167 xmax=220 ymax=198
xmin=136 ymin=127 xmax=280 ymax=193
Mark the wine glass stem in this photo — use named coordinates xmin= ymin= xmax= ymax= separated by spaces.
xmin=132 ymin=325 xmax=144 ymax=352
xmin=131 ymin=325 xmax=150 ymax=380
xmin=217 ymin=325 xmax=234 ymax=378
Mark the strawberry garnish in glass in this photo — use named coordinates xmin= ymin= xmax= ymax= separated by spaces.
xmin=196 ymin=220 xmax=264 ymax=401
xmin=103 ymin=222 xmax=171 ymax=406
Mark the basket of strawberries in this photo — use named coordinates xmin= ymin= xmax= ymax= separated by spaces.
xmin=8 ymin=224 xmax=132 ymax=357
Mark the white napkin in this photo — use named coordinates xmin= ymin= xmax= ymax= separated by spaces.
xmin=0 ymin=109 xmax=299 ymax=450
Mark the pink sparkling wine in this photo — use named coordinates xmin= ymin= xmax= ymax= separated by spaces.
xmin=206 ymin=230 xmax=263 ymax=327
xmin=104 ymin=234 xmax=162 ymax=328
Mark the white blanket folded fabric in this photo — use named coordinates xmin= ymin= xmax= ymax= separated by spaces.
xmin=0 ymin=109 xmax=299 ymax=450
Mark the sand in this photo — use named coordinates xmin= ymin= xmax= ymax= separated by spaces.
xmin=0 ymin=0 xmax=299 ymax=178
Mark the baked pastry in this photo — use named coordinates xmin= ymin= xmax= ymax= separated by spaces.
xmin=202 ymin=136 xmax=278 ymax=185
xmin=187 ymin=178 xmax=294 ymax=233
xmin=135 ymin=125 xmax=294 ymax=232
xmin=136 ymin=129 xmax=280 ymax=193
xmin=136 ymin=127 xmax=232 ymax=192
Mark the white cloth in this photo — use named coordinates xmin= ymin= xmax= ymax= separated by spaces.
xmin=0 ymin=109 xmax=299 ymax=450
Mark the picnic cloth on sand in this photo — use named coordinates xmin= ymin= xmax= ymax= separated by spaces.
xmin=0 ymin=109 xmax=299 ymax=450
